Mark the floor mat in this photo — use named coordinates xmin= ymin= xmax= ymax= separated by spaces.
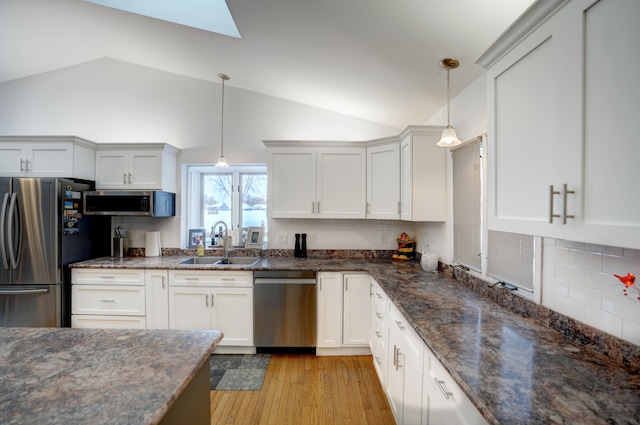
xmin=210 ymin=354 xmax=271 ymax=390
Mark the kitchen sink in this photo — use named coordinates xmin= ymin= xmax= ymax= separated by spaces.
xmin=215 ymin=257 xmax=261 ymax=265
xmin=177 ymin=257 xmax=223 ymax=265
xmin=176 ymin=256 xmax=261 ymax=266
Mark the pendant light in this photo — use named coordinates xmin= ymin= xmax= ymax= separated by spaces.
xmin=436 ymin=58 xmax=462 ymax=147
xmin=215 ymin=73 xmax=230 ymax=167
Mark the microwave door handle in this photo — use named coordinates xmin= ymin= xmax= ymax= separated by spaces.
xmin=6 ymin=193 xmax=20 ymax=269
xmin=0 ymin=193 xmax=8 ymax=270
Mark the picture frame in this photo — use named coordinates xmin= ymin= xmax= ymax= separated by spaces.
xmin=244 ymin=227 xmax=264 ymax=248
xmin=188 ymin=228 xmax=205 ymax=249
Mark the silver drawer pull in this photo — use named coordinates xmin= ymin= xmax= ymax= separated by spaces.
xmin=376 ymin=312 xmax=383 ymax=319
xmin=100 ymin=276 xmax=115 ymax=279
xmin=376 ymin=293 xmax=383 ymax=299
xmin=395 ymin=320 xmax=405 ymax=330
xmin=221 ymin=278 xmax=236 ymax=281
xmin=185 ymin=277 xmax=199 ymax=281
xmin=100 ymin=299 xmax=116 ymax=303
xmin=375 ymin=330 xmax=382 ymax=338
xmin=434 ymin=378 xmax=453 ymax=399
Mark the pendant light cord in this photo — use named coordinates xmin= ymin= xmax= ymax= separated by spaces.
xmin=446 ymin=67 xmax=451 ymax=126
xmin=220 ymin=76 xmax=225 ymax=157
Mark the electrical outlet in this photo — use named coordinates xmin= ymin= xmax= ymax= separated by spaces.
xmin=309 ymin=234 xmax=317 ymax=244
xmin=380 ymin=233 xmax=387 ymax=244
xmin=277 ymin=233 xmax=288 ymax=244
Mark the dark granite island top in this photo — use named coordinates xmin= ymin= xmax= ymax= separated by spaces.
xmin=0 ymin=327 xmax=223 ymax=425
xmin=71 ymin=255 xmax=640 ymax=424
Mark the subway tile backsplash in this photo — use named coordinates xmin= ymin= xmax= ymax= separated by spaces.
xmin=542 ymin=238 xmax=640 ymax=346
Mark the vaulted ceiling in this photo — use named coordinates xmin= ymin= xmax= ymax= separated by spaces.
xmin=0 ymin=0 xmax=535 ymax=128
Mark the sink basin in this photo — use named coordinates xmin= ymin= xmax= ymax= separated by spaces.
xmin=176 ymin=256 xmax=261 ymax=266
xmin=177 ymin=257 xmax=223 ymax=265
xmin=215 ymin=257 xmax=261 ymax=266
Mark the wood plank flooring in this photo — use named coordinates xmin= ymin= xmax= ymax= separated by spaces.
xmin=210 ymin=355 xmax=395 ymax=425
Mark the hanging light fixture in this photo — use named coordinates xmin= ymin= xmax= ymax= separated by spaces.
xmin=436 ymin=58 xmax=462 ymax=147
xmin=215 ymin=73 xmax=230 ymax=167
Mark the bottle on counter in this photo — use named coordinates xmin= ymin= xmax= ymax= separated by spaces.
xmin=301 ymin=233 xmax=307 ymax=258
xmin=197 ymin=241 xmax=205 ymax=257
xmin=294 ymin=233 xmax=301 ymax=257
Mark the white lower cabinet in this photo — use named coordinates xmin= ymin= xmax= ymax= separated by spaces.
xmin=71 ymin=268 xmax=149 ymax=329
xmin=371 ymin=279 xmax=388 ymax=386
xmin=317 ymin=272 xmax=371 ymax=354
xmin=377 ymin=291 xmax=488 ymax=425
xmin=145 ymin=270 xmax=169 ymax=329
xmin=168 ymin=270 xmax=253 ymax=348
xmin=387 ymin=302 xmax=424 ymax=425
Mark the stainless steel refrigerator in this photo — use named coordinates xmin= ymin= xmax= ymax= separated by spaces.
xmin=0 ymin=178 xmax=111 ymax=327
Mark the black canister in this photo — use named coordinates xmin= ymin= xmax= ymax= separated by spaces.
xmin=294 ymin=233 xmax=302 ymax=257
xmin=301 ymin=233 xmax=307 ymax=257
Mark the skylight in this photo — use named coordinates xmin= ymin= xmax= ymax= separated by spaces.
xmin=85 ymin=0 xmax=241 ymax=38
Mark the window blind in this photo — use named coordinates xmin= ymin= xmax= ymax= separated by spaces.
xmin=487 ymin=230 xmax=535 ymax=293
xmin=452 ymin=139 xmax=482 ymax=271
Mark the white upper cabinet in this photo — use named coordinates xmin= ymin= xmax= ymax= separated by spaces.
xmin=266 ymin=142 xmax=366 ymax=219
xmin=479 ymin=0 xmax=640 ymax=249
xmin=95 ymin=144 xmax=179 ymax=191
xmin=399 ymin=127 xmax=446 ymax=222
xmin=0 ymin=136 xmax=97 ymax=180
xmin=367 ymin=140 xmax=401 ymax=220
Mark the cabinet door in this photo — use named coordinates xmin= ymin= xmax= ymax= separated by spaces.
xmin=563 ymin=0 xmax=640 ymax=249
xmin=95 ymin=152 xmax=129 ymax=189
xmin=342 ymin=273 xmax=371 ymax=346
xmin=316 ymin=147 xmax=366 ymax=219
xmin=268 ymin=148 xmax=316 ymax=218
xmin=486 ymin=11 xmax=569 ymax=237
xmin=127 ymin=151 xmax=163 ymax=189
xmin=169 ymin=286 xmax=211 ymax=329
xmin=145 ymin=270 xmax=169 ymax=329
xmin=0 ymin=145 xmax=25 ymax=175
xmin=367 ymin=143 xmax=400 ymax=220
xmin=29 ymin=144 xmax=74 ymax=177
xmin=399 ymin=137 xmax=413 ymax=221
xmin=211 ymin=287 xmax=253 ymax=346
xmin=317 ymin=272 xmax=342 ymax=348
xmin=402 ymin=347 xmax=423 ymax=425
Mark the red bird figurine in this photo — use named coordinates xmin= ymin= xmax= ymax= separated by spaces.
xmin=614 ymin=273 xmax=636 ymax=287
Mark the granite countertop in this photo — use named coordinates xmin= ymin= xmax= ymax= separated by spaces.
xmin=71 ymin=255 xmax=640 ymax=424
xmin=0 ymin=327 xmax=223 ymax=425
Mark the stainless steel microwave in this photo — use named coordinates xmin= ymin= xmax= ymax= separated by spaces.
xmin=83 ymin=191 xmax=175 ymax=217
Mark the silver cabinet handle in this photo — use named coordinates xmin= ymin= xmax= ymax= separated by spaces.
xmin=25 ymin=159 xmax=31 ymax=172
xmin=311 ymin=202 xmax=315 ymax=213
xmin=393 ymin=345 xmax=397 ymax=367
xmin=317 ymin=201 xmax=320 ymax=214
xmin=20 ymin=159 xmax=25 ymax=172
xmin=563 ymin=183 xmax=575 ymax=224
xmin=395 ymin=348 xmax=402 ymax=371
xmin=376 ymin=312 xmax=383 ymax=319
xmin=100 ymin=299 xmax=116 ymax=303
xmin=185 ymin=277 xmax=199 ymax=281
xmin=123 ymin=173 xmax=127 ymax=184
xmin=375 ymin=330 xmax=382 ymax=338
xmin=161 ymin=275 xmax=165 ymax=289
xmin=100 ymin=275 xmax=115 ymax=279
xmin=210 ymin=294 xmax=215 ymax=307
xmin=397 ymin=201 xmax=401 ymax=215
xmin=128 ymin=173 xmax=132 ymax=184
xmin=205 ymin=293 xmax=208 ymax=307
xmin=434 ymin=378 xmax=453 ymax=399
xmin=376 ymin=292 xmax=383 ymax=299
xmin=395 ymin=320 xmax=405 ymax=331
xmin=549 ymin=185 xmax=560 ymax=223
xmin=221 ymin=278 xmax=236 ymax=281
xmin=366 ymin=202 xmax=370 ymax=214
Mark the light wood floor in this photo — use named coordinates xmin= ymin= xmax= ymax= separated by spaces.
xmin=210 ymin=354 xmax=395 ymax=425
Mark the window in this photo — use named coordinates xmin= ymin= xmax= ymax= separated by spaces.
xmin=187 ymin=164 xmax=267 ymax=246
xmin=452 ymin=138 xmax=483 ymax=271
xmin=487 ymin=230 xmax=536 ymax=294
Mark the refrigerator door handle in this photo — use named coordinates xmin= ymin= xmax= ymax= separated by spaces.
xmin=6 ymin=193 xmax=20 ymax=269
xmin=0 ymin=193 xmax=8 ymax=270
xmin=0 ymin=287 xmax=49 ymax=295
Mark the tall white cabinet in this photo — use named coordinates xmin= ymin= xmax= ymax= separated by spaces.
xmin=478 ymin=0 xmax=640 ymax=250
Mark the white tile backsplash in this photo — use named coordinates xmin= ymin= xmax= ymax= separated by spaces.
xmin=543 ymin=238 xmax=640 ymax=345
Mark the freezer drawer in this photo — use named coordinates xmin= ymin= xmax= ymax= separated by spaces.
xmin=0 ymin=284 xmax=60 ymax=327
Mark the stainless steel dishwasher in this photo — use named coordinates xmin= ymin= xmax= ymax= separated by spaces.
xmin=254 ymin=270 xmax=317 ymax=352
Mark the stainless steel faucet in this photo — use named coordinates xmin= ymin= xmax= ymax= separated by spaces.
xmin=212 ymin=220 xmax=233 ymax=258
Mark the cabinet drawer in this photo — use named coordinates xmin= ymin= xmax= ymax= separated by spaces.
xmin=72 ymin=285 xmax=145 ymax=316
xmin=424 ymin=347 xmax=488 ymax=425
xmin=169 ymin=270 xmax=253 ymax=287
xmin=388 ymin=302 xmax=423 ymax=363
xmin=71 ymin=315 xmax=146 ymax=329
xmin=72 ymin=269 xmax=146 ymax=286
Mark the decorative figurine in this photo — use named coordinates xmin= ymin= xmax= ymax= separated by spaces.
xmin=392 ymin=232 xmax=416 ymax=261
xmin=613 ymin=272 xmax=639 ymax=300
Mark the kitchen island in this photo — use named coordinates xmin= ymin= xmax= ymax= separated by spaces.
xmin=71 ymin=254 xmax=640 ymax=424
xmin=0 ymin=327 xmax=222 ymax=425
